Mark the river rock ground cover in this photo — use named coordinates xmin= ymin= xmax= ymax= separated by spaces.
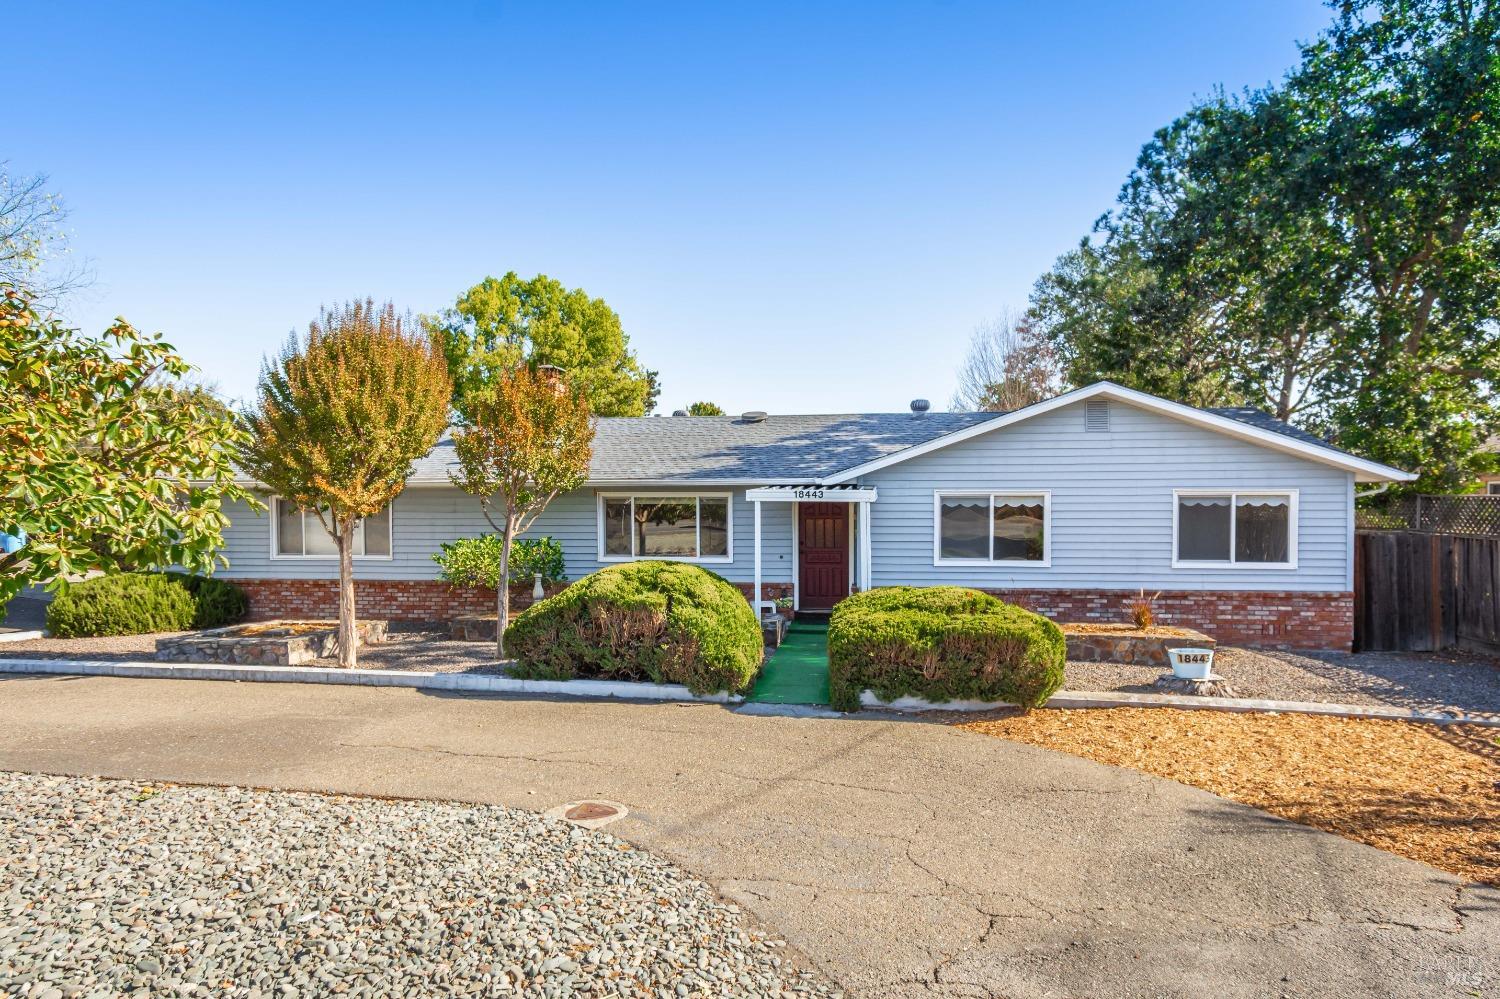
xmin=0 ymin=772 xmax=837 ymax=998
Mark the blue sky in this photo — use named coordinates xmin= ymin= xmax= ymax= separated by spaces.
xmin=17 ymin=1 xmax=1330 ymax=414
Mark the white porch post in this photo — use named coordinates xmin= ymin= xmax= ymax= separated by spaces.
xmin=752 ymin=499 xmax=762 ymax=614
xmin=859 ymin=500 xmax=873 ymax=592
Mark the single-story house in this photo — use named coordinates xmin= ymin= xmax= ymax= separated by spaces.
xmin=214 ymin=382 xmax=1415 ymax=649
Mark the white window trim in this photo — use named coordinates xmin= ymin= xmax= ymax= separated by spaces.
xmin=932 ymin=490 xmax=1052 ymax=568
xmin=269 ymin=497 xmax=395 ymax=561
xmin=1171 ymin=488 xmax=1299 ymax=570
xmin=595 ymin=492 xmax=734 ymax=564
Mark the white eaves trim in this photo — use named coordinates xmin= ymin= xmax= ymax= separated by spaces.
xmin=820 ymin=382 xmax=1418 ymax=485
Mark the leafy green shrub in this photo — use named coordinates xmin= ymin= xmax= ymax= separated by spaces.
xmin=504 ymin=561 xmax=762 ymax=695
xmin=433 ymin=535 xmax=567 ymax=588
xmin=827 ymin=586 xmax=1065 ymax=712
xmin=46 ymin=574 xmax=197 ymax=637
xmin=168 ymin=573 xmax=249 ymax=629
xmin=44 ymin=572 xmax=248 ymax=637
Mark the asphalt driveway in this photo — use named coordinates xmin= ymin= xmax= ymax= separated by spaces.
xmin=0 ymin=675 xmax=1493 ymax=998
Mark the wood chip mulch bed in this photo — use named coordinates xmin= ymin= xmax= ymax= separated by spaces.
xmin=958 ymin=708 xmax=1500 ymax=886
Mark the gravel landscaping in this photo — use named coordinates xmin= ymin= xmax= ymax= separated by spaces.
xmin=0 ymin=771 xmax=837 ymax=998
xmin=1062 ymin=645 xmax=1500 ymax=717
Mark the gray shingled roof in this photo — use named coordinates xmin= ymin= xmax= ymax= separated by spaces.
xmin=410 ymin=412 xmax=996 ymax=483
xmin=1204 ymin=407 xmax=1339 ymax=451
xmin=402 ymin=404 xmax=1349 ymax=484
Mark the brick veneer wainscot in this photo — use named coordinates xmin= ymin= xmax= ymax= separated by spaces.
xmin=990 ymin=589 xmax=1353 ymax=651
xmin=232 ymin=579 xmax=1351 ymax=650
xmin=234 ymin=579 xmax=560 ymax=625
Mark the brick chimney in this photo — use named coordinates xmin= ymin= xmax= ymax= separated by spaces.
xmin=535 ymin=364 xmax=567 ymax=394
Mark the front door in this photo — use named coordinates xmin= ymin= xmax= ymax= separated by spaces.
xmin=798 ymin=502 xmax=849 ymax=610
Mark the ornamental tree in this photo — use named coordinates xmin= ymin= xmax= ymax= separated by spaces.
xmin=238 ymin=300 xmax=451 ymax=667
xmin=450 ymin=364 xmax=594 ymax=658
xmin=1027 ymin=0 xmax=1500 ymax=491
xmin=433 ymin=272 xmax=652 ymax=417
xmin=0 ymin=286 xmax=254 ymax=607
xmin=685 ymin=401 xmax=725 ymax=416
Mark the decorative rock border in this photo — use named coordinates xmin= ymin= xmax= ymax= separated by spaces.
xmin=155 ymin=620 xmax=387 ymax=666
xmin=1062 ymin=625 xmax=1216 ymax=667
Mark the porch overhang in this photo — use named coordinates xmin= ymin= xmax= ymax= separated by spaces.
xmin=745 ymin=484 xmax=877 ymax=503
xmin=747 ymin=485 xmax=874 ymax=615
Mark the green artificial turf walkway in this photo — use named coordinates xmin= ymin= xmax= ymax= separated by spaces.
xmin=747 ymin=617 xmax=831 ymax=705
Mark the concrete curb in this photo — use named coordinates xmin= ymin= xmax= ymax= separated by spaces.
xmin=734 ymin=702 xmax=846 ymax=719
xmin=861 ymin=688 xmax=1500 ymax=727
xmin=3 ymin=656 xmax=1494 ymax=727
xmin=0 ymin=631 xmax=44 ymax=644
xmin=0 ymin=658 xmax=743 ymax=705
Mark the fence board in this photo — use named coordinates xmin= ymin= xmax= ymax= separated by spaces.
xmin=1355 ymin=530 xmax=1500 ymax=654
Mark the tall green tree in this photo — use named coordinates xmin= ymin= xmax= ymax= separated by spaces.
xmin=239 ymin=300 xmax=451 ymax=667
xmin=1028 ymin=0 xmax=1500 ymax=491
xmin=685 ymin=401 xmax=724 ymax=416
xmin=0 ymin=286 xmax=254 ymax=606
xmin=434 ymin=273 xmax=652 ymax=416
xmin=450 ymin=365 xmax=594 ymax=658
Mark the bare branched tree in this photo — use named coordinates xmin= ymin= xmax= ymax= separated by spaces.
xmin=0 ymin=165 xmax=92 ymax=310
xmin=950 ymin=311 xmax=1062 ymax=412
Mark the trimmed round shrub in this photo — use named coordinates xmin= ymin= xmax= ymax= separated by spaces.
xmin=168 ymin=573 xmax=250 ymax=629
xmin=504 ymin=561 xmax=763 ymax=695
xmin=827 ymin=586 xmax=1065 ymax=712
xmin=44 ymin=572 xmax=249 ymax=637
xmin=46 ymin=574 xmax=197 ymax=638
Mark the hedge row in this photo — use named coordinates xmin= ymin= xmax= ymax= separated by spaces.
xmin=504 ymin=560 xmax=762 ymax=695
xmin=45 ymin=573 xmax=249 ymax=638
xmin=827 ymin=586 xmax=1065 ymax=712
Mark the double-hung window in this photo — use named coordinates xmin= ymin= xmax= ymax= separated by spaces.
xmin=272 ymin=498 xmax=392 ymax=558
xmin=1173 ymin=490 xmax=1296 ymax=568
xmin=934 ymin=491 xmax=1049 ymax=565
xmin=598 ymin=494 xmax=732 ymax=562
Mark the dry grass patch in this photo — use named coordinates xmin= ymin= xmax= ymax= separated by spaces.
xmin=959 ymin=708 xmax=1500 ymax=886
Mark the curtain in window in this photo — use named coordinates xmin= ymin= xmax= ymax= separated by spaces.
xmin=992 ymin=497 xmax=1045 ymax=561
xmin=1177 ymin=496 xmax=1231 ymax=561
xmin=1234 ymin=494 xmax=1289 ymax=563
xmin=939 ymin=496 xmax=989 ymax=559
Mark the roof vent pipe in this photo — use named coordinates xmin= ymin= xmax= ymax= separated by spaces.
xmin=910 ymin=399 xmax=930 ymax=415
xmin=741 ymin=411 xmax=768 ymax=423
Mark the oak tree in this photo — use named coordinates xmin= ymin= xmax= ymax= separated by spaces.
xmin=434 ymin=272 xmax=652 ymax=417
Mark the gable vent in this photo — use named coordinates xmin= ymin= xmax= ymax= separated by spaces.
xmin=1084 ymin=400 xmax=1110 ymax=432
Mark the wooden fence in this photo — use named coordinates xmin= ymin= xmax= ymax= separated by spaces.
xmin=1355 ymin=531 xmax=1500 ymax=654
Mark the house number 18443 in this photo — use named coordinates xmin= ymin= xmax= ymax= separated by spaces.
xmin=793 ymin=488 xmax=825 ymax=499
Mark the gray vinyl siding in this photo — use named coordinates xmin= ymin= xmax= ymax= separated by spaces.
xmin=216 ymin=398 xmax=1353 ymax=594
xmin=861 ymin=399 xmax=1352 ymax=592
xmin=215 ymin=487 xmax=796 ymax=588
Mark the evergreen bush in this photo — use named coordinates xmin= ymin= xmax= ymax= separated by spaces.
xmin=505 ymin=561 xmax=762 ymax=695
xmin=827 ymin=586 xmax=1065 ymax=712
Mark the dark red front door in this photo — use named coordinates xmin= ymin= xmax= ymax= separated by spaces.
xmin=798 ymin=503 xmax=849 ymax=610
